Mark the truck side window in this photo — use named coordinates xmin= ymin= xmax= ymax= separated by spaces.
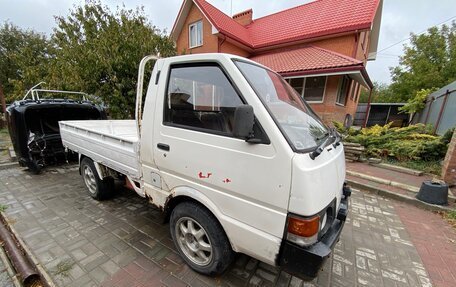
xmin=164 ymin=64 xmax=243 ymax=135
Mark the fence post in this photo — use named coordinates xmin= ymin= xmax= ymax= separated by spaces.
xmin=434 ymin=90 xmax=449 ymax=134
xmin=424 ymin=97 xmax=433 ymax=125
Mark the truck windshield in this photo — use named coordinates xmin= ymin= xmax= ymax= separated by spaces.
xmin=235 ymin=60 xmax=329 ymax=152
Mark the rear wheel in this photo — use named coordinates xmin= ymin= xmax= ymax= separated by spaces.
xmin=80 ymin=158 xmax=113 ymax=200
xmin=170 ymin=201 xmax=234 ymax=276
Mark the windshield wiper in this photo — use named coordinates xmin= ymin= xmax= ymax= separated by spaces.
xmin=310 ymin=128 xmax=340 ymax=160
xmin=315 ymin=132 xmax=330 ymax=141
xmin=331 ymin=128 xmax=342 ymax=148
xmin=309 ymin=134 xmax=332 ymax=160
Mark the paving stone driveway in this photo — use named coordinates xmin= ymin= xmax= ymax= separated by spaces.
xmin=0 ymin=165 xmax=432 ymax=287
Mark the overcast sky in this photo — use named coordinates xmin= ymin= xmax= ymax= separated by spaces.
xmin=1 ymin=0 xmax=455 ymax=84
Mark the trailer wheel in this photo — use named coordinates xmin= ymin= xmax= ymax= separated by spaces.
xmin=80 ymin=158 xmax=113 ymax=200
xmin=170 ymin=201 xmax=234 ymax=276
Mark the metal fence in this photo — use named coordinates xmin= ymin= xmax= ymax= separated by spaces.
xmin=412 ymin=81 xmax=456 ymax=135
xmin=354 ymin=103 xmax=408 ymax=127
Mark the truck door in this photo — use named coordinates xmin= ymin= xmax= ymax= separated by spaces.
xmin=152 ymin=60 xmax=291 ymax=244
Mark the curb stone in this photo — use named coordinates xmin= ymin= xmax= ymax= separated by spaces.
xmin=0 ymin=162 xmax=19 ymax=170
xmin=369 ymin=162 xmax=424 ymax=176
xmin=347 ymin=170 xmax=456 ymax=202
xmin=346 ymin=170 xmax=419 ymax=192
xmin=347 ymin=179 xmax=454 ymax=213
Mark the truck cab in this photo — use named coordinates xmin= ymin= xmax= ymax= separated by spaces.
xmin=60 ymin=53 xmax=350 ymax=280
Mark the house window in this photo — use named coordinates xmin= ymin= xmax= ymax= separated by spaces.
xmin=288 ymin=78 xmax=304 ymax=95
xmin=286 ymin=76 xmax=326 ymax=102
xmin=350 ymin=82 xmax=358 ymax=101
xmin=189 ymin=21 xmax=203 ymax=48
xmin=336 ymin=76 xmax=350 ymax=105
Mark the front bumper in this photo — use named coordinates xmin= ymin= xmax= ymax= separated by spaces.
xmin=278 ymin=185 xmax=351 ymax=280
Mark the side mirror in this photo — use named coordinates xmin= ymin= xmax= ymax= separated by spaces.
xmin=343 ymin=114 xmax=353 ymax=129
xmin=233 ymin=105 xmax=254 ymax=140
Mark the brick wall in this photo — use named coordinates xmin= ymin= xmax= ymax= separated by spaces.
xmin=176 ymin=3 xmax=219 ymax=55
xmin=442 ymin=129 xmax=456 ymax=186
xmin=310 ymin=76 xmax=346 ymax=123
xmin=220 ymin=40 xmax=251 ymax=57
xmin=312 ymin=35 xmax=357 ymax=57
xmin=175 ymin=5 xmax=371 ymax=125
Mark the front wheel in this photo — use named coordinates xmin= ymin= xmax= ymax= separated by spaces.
xmin=80 ymin=158 xmax=113 ymax=200
xmin=170 ymin=201 xmax=234 ymax=276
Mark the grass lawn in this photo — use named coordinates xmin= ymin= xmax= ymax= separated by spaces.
xmin=386 ymin=158 xmax=442 ymax=176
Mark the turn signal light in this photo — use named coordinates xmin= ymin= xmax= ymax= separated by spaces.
xmin=287 ymin=215 xmax=320 ymax=237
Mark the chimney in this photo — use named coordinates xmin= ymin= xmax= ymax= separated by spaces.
xmin=232 ymin=9 xmax=253 ymax=26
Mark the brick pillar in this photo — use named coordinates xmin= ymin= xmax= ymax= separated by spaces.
xmin=442 ymin=129 xmax=456 ymax=186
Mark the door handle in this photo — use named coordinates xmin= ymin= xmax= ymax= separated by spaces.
xmin=157 ymin=143 xmax=170 ymax=151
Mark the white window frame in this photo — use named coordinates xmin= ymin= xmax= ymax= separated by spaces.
xmin=285 ymin=76 xmax=327 ymax=103
xmin=189 ymin=20 xmax=203 ymax=48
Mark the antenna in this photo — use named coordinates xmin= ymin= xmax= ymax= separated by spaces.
xmin=230 ymin=0 xmax=233 ymax=16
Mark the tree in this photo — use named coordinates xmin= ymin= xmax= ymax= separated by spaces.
xmin=48 ymin=1 xmax=176 ymax=118
xmin=0 ymin=22 xmax=53 ymax=103
xmin=358 ymin=82 xmax=396 ymax=103
xmin=390 ymin=22 xmax=456 ymax=101
xmin=399 ymin=88 xmax=436 ymax=121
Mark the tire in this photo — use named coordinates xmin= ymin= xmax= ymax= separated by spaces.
xmin=27 ymin=160 xmax=42 ymax=174
xmin=80 ymin=158 xmax=113 ymax=200
xmin=170 ymin=201 xmax=234 ymax=276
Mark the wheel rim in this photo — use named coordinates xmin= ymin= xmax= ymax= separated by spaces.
xmin=175 ymin=217 xmax=213 ymax=266
xmin=83 ymin=165 xmax=97 ymax=195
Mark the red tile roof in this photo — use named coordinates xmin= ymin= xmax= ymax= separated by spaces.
xmin=250 ymin=46 xmax=363 ymax=74
xmin=193 ymin=0 xmax=380 ymax=49
xmin=193 ymin=0 xmax=251 ymax=46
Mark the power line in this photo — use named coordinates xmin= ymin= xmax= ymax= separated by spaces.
xmin=374 ymin=15 xmax=456 ymax=55
xmin=377 ymin=52 xmax=401 ymax=57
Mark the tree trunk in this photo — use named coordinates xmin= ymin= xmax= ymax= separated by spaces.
xmin=0 ymin=83 xmax=6 ymax=129
xmin=0 ymin=83 xmax=6 ymax=113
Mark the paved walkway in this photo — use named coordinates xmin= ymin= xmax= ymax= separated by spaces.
xmin=0 ymin=165 xmax=439 ymax=287
xmin=0 ymin=256 xmax=14 ymax=287
xmin=347 ymin=161 xmax=456 ymax=287
xmin=395 ymin=202 xmax=456 ymax=287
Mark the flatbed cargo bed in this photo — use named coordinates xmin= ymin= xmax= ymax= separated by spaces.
xmin=59 ymin=120 xmax=140 ymax=178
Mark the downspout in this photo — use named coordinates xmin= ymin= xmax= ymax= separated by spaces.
xmin=218 ymin=36 xmax=226 ymax=53
xmin=0 ymin=216 xmax=40 ymax=285
xmin=352 ymin=31 xmax=359 ymax=59
xmin=363 ymin=89 xmax=373 ymax=128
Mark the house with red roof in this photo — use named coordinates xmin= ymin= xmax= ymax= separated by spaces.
xmin=170 ymin=0 xmax=383 ymax=123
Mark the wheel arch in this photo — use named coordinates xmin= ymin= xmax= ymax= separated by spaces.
xmin=79 ymin=155 xmax=111 ymax=180
xmin=164 ymin=188 xmax=237 ymax=252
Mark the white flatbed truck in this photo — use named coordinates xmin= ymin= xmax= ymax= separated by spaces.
xmin=59 ymin=53 xmax=351 ymax=279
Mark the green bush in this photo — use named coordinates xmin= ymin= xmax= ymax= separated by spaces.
xmin=338 ymin=123 xmax=449 ymax=162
